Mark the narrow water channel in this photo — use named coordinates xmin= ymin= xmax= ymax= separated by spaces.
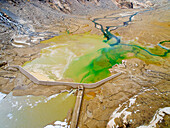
xmin=0 ymin=3 xmax=169 ymax=128
xmin=23 ymin=9 xmax=169 ymax=83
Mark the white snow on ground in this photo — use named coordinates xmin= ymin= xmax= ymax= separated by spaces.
xmin=107 ymin=87 xmax=169 ymax=128
xmin=137 ymin=107 xmax=170 ymax=128
xmin=0 ymin=92 xmax=6 ymax=103
xmin=107 ymin=95 xmax=137 ymax=128
xmin=44 ymin=120 xmax=70 ymax=128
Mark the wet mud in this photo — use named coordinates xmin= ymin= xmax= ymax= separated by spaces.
xmin=0 ymin=0 xmax=170 ymax=128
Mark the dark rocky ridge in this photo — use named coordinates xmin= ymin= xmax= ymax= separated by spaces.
xmin=0 ymin=0 xmax=167 ymax=46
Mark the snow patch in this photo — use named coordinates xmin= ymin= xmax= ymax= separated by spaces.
xmin=0 ymin=92 xmax=6 ymax=103
xmin=7 ymin=113 xmax=13 ymax=120
xmin=107 ymin=95 xmax=137 ymax=128
xmin=44 ymin=120 xmax=69 ymax=128
xmin=137 ymin=107 xmax=170 ymax=128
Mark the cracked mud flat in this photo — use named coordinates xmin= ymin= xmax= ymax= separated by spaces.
xmin=0 ymin=0 xmax=170 ymax=128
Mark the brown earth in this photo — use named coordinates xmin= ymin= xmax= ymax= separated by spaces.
xmin=0 ymin=0 xmax=169 ymax=128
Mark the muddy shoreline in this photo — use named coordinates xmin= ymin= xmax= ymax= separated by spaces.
xmin=0 ymin=0 xmax=170 ymax=128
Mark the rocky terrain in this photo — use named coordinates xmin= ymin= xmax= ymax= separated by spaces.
xmin=0 ymin=0 xmax=169 ymax=128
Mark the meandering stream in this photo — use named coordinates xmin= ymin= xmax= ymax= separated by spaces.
xmin=0 ymin=4 xmax=169 ymax=128
xmin=23 ymin=8 xmax=169 ymax=83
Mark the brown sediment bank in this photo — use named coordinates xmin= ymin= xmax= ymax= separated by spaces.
xmin=0 ymin=0 xmax=170 ymax=128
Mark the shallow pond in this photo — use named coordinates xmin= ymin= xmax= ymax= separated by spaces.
xmin=23 ymin=32 xmax=169 ymax=83
xmin=0 ymin=92 xmax=76 ymax=128
xmin=0 ymin=6 xmax=169 ymax=128
xmin=23 ymin=33 xmax=109 ymax=82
